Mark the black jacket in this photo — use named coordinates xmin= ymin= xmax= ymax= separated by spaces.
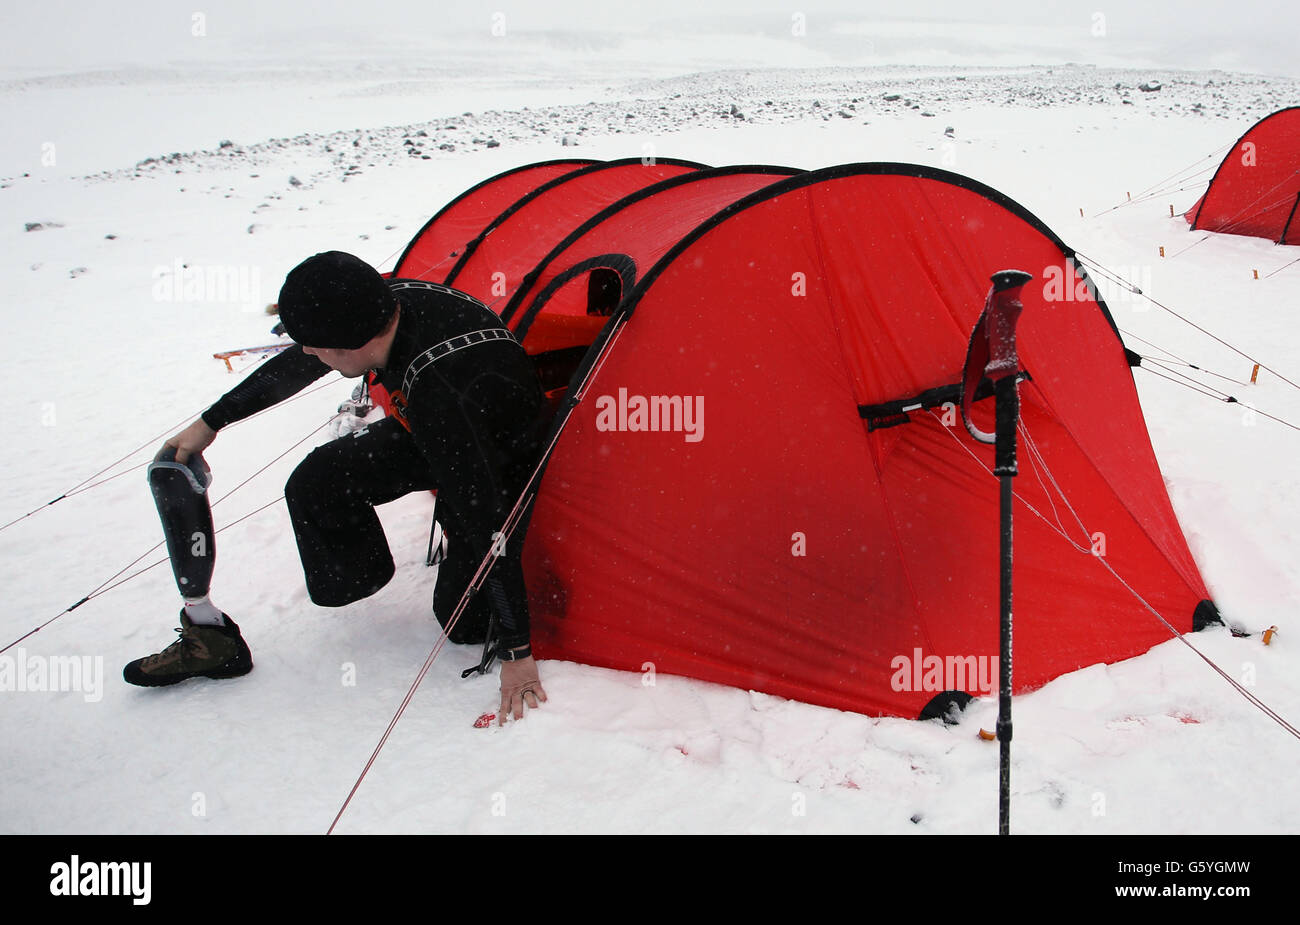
xmin=202 ymin=279 xmax=545 ymax=647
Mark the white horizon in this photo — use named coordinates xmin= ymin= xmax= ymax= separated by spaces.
xmin=1 ymin=2 xmax=1297 ymax=78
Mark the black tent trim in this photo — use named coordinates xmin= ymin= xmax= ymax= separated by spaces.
xmin=617 ymin=162 xmax=1125 ymax=344
xmin=392 ymin=158 xmax=598 ymax=277
xmin=500 ymin=164 xmax=802 ymax=326
xmin=442 ymin=157 xmax=711 ymax=288
xmin=514 ymin=254 xmax=639 ymax=343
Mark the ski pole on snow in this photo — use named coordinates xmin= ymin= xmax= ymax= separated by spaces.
xmin=960 ymin=269 xmax=1033 ymax=835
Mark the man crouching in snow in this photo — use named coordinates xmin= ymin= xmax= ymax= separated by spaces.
xmin=124 ymin=251 xmax=549 ymax=722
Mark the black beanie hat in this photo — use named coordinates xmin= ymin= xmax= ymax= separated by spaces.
xmin=278 ymin=251 xmax=395 ymax=349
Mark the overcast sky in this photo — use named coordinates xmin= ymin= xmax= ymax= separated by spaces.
xmin=2 ymin=0 xmax=1297 ymax=76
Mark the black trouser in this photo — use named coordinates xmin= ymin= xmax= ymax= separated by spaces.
xmin=283 ymin=414 xmax=533 ymax=644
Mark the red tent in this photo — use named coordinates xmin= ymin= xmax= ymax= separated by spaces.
xmin=1184 ymin=107 xmax=1300 ymax=245
xmin=392 ymin=160 xmax=1220 ymax=720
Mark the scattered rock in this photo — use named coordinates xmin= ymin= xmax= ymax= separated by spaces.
xmin=105 ymin=234 xmax=117 ymax=240
xmin=485 ymin=139 xmax=500 ymax=148
xmin=944 ymin=126 xmax=955 ymax=137
xmin=288 ymin=176 xmax=302 ymax=187
xmin=1138 ymin=80 xmax=1162 ymax=92
xmin=25 ymin=221 xmax=63 ymax=232
xmin=219 ymin=139 xmax=234 ymax=148
xmin=921 ymin=111 xmax=935 ymax=117
xmin=561 ymin=135 xmax=580 ymax=146
xmin=883 ymin=93 xmax=901 ymax=102
xmin=69 ymin=267 xmax=88 ymax=278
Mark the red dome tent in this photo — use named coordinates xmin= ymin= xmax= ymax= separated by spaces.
xmin=516 ymin=163 xmax=1218 ymax=720
xmin=1184 ymin=106 xmax=1300 ymax=245
xmin=385 ymin=159 xmax=1219 ymax=720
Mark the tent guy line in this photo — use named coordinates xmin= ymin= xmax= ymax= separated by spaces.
xmin=1092 ymin=143 xmax=1231 ymax=218
xmin=1135 ymin=364 xmax=1300 ymax=431
xmin=0 ymin=419 xmax=332 ymax=656
xmin=934 ymin=409 xmax=1299 ymax=743
xmin=326 ymin=296 xmax=639 ymax=836
xmin=1076 ymin=252 xmax=1300 ymax=392
xmin=1116 ymin=327 xmax=1254 ymax=387
xmin=0 ymin=375 xmax=342 ymax=536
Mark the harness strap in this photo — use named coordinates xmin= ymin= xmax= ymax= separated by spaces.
xmin=401 ymin=327 xmax=520 ymax=396
xmin=388 ymin=326 xmax=521 ymax=430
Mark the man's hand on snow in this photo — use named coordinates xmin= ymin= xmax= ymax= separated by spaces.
xmin=163 ymin=419 xmax=217 ymax=465
xmin=499 ymin=655 xmax=547 ymax=725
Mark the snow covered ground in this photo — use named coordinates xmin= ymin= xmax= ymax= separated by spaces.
xmin=1 ymin=17 xmax=1298 ymax=838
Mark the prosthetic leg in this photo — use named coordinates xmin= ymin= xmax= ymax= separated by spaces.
xmin=122 ymin=449 xmax=253 ymax=686
xmin=147 ymin=448 xmax=217 ymax=601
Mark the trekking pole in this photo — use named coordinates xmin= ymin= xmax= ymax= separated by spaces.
xmin=960 ymin=269 xmax=1032 ymax=835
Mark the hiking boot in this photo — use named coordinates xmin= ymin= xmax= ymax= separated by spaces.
xmin=123 ymin=611 xmax=253 ymax=687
